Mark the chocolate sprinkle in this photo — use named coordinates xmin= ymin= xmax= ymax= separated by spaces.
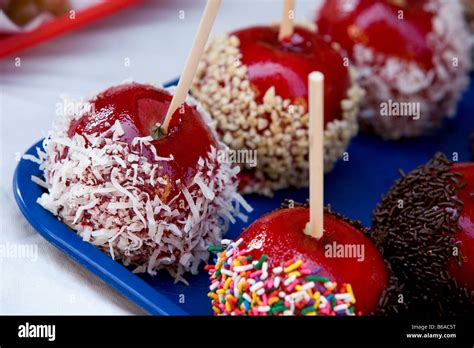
xmin=281 ymin=199 xmax=406 ymax=315
xmin=371 ymin=153 xmax=474 ymax=316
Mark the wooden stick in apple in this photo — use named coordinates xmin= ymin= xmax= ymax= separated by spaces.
xmin=160 ymin=0 xmax=221 ymax=136
xmin=307 ymin=72 xmax=324 ymax=239
xmin=278 ymin=0 xmax=294 ymax=41
xmin=205 ymin=70 xmax=392 ymax=315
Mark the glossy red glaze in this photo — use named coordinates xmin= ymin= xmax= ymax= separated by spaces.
xmin=315 ymin=0 xmax=434 ymax=69
xmin=68 ymin=83 xmax=217 ymax=201
xmin=232 ymin=25 xmax=350 ymax=125
xmin=448 ymin=163 xmax=474 ymax=290
xmin=238 ymin=207 xmax=389 ymax=314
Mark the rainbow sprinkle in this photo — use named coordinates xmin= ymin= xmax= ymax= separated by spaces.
xmin=205 ymin=239 xmax=360 ymax=316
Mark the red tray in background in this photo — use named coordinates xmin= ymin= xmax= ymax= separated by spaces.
xmin=0 ymin=0 xmax=141 ymax=58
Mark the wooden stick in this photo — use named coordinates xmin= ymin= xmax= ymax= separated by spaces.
xmin=279 ymin=0 xmax=295 ymax=41
xmin=161 ymin=0 xmax=221 ymax=134
xmin=308 ymin=72 xmax=324 ymax=239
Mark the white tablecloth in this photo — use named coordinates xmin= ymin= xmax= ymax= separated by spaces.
xmin=0 ymin=0 xmax=313 ymax=314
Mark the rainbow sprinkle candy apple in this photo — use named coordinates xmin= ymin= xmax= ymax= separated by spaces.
xmin=206 ymin=203 xmax=397 ymax=316
xmin=192 ymin=23 xmax=364 ymax=195
xmin=314 ymin=0 xmax=471 ymax=139
xmin=31 ymin=82 xmax=251 ymax=281
xmin=371 ymin=153 xmax=474 ymax=315
xmin=205 ymin=73 xmax=399 ymax=316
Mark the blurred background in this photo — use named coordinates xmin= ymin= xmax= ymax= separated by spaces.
xmin=0 ymin=0 xmax=317 ymax=315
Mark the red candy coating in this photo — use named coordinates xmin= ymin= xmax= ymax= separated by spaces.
xmin=238 ymin=207 xmax=389 ymax=314
xmin=448 ymin=163 xmax=474 ymax=290
xmin=232 ymin=25 xmax=350 ymax=125
xmin=68 ymin=83 xmax=217 ymax=200
xmin=315 ymin=0 xmax=434 ymax=69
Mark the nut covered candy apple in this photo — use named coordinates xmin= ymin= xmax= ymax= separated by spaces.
xmin=192 ymin=24 xmax=364 ymax=195
xmin=32 ymin=83 xmax=251 ymax=282
xmin=206 ymin=203 xmax=399 ymax=315
xmin=371 ymin=153 xmax=474 ymax=315
xmin=315 ymin=0 xmax=471 ymax=139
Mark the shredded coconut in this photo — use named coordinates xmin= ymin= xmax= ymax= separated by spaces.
xmin=331 ymin=0 xmax=472 ymax=139
xmin=28 ymin=84 xmax=251 ymax=283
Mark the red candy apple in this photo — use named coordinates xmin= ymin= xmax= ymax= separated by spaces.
xmin=232 ymin=25 xmax=350 ymax=126
xmin=192 ymin=24 xmax=363 ymax=194
xmin=238 ymin=207 xmax=389 ymax=314
xmin=68 ymin=83 xmax=217 ymax=200
xmin=36 ymin=82 xmax=247 ymax=279
xmin=314 ymin=0 xmax=471 ymax=139
xmin=316 ymin=0 xmax=434 ymax=69
xmin=448 ymin=163 xmax=474 ymax=290
xmin=371 ymin=153 xmax=473 ymax=315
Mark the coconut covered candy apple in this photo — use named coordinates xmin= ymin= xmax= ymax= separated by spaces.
xmin=205 ymin=203 xmax=400 ymax=316
xmin=315 ymin=0 xmax=471 ymax=139
xmin=371 ymin=153 xmax=474 ymax=315
xmin=191 ymin=24 xmax=364 ymax=195
xmin=32 ymin=82 xmax=251 ymax=282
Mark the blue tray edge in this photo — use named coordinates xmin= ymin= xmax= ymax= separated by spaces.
xmin=12 ymin=152 xmax=189 ymax=316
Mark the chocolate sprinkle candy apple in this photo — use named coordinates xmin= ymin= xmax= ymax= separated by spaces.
xmin=314 ymin=0 xmax=471 ymax=139
xmin=33 ymin=82 xmax=250 ymax=282
xmin=192 ymin=24 xmax=364 ymax=195
xmin=206 ymin=202 xmax=400 ymax=316
xmin=371 ymin=153 xmax=474 ymax=315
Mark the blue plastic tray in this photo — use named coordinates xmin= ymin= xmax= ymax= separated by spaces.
xmin=13 ymin=76 xmax=474 ymax=315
